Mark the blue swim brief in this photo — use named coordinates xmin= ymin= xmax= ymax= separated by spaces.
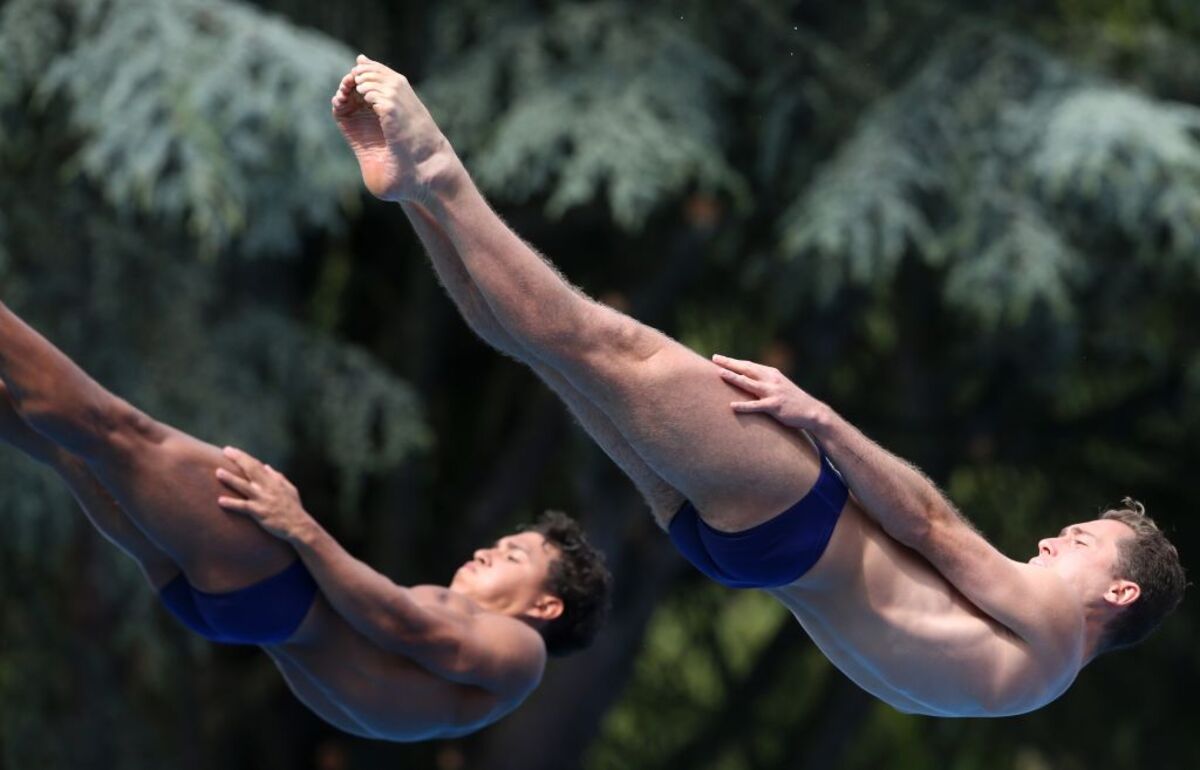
xmin=159 ymin=559 xmax=318 ymax=645
xmin=668 ymin=454 xmax=849 ymax=589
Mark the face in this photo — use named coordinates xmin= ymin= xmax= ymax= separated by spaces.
xmin=449 ymin=531 xmax=563 ymax=621
xmin=1029 ymin=518 xmax=1138 ymax=604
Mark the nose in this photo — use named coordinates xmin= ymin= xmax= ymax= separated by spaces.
xmin=1037 ymin=538 xmax=1056 ymax=557
xmin=473 ymin=548 xmax=490 ymax=565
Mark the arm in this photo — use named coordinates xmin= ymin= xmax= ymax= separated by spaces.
xmin=215 ymin=448 xmax=545 ymax=698
xmin=712 ymin=356 xmax=1081 ymax=653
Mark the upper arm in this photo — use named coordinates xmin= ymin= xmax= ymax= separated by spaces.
xmin=383 ymin=601 xmax=546 ymax=699
xmin=921 ymin=511 xmax=1080 ymax=655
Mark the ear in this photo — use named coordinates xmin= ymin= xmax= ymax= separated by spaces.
xmin=1104 ymin=579 xmax=1140 ymax=608
xmin=526 ymin=594 xmax=564 ymax=623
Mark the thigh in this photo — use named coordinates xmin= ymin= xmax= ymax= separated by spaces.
xmin=552 ymin=312 xmax=821 ymax=531
xmin=527 ymin=358 xmax=684 ymax=528
xmin=88 ymin=421 xmax=297 ymax=592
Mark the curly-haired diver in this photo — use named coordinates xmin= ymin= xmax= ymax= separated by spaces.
xmin=0 ymin=303 xmax=611 ymax=740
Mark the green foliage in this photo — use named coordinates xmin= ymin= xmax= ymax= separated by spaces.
xmin=777 ymin=29 xmax=1200 ymax=327
xmin=2 ymin=1 xmax=1200 ymax=768
xmin=586 ymin=584 xmax=803 ymax=770
xmin=423 ymin=2 xmax=747 ymax=229
xmin=0 ymin=0 xmax=361 ymax=258
xmin=1030 ymin=87 xmax=1200 ymax=268
xmin=209 ymin=310 xmax=431 ymax=515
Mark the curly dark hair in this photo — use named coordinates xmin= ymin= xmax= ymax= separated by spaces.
xmin=521 ymin=511 xmax=613 ymax=657
xmin=1098 ymin=498 xmax=1186 ymax=653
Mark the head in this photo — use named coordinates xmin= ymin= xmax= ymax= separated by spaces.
xmin=450 ymin=511 xmax=612 ymax=657
xmin=1032 ymin=498 xmax=1185 ymax=654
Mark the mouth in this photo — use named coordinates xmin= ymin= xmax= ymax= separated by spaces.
xmin=1029 ymin=556 xmax=1045 ymax=567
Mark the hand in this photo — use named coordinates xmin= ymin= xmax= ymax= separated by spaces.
xmin=332 ymin=54 xmax=451 ymax=203
xmin=712 ymin=354 xmax=833 ymax=432
xmin=216 ymin=447 xmax=315 ymax=544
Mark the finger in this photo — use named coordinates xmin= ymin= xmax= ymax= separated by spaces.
xmin=711 ymin=353 xmax=767 ymax=378
xmin=218 ymin=496 xmax=256 ymax=513
xmin=718 ymin=368 xmax=768 ymax=396
xmin=215 ymin=468 xmax=257 ymax=497
xmin=221 ymin=446 xmax=254 ymax=477
xmin=730 ymin=398 xmax=776 ymax=414
xmin=223 ymin=446 xmax=266 ymax=480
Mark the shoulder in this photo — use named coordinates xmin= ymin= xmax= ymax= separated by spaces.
xmin=977 ymin=631 xmax=1082 ymax=716
xmin=431 ymin=589 xmax=548 ymax=696
xmin=461 ymin=611 xmax=548 ymax=707
xmin=969 ymin=566 xmax=1086 ymax=714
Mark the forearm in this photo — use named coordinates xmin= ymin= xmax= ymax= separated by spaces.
xmin=290 ymin=522 xmax=435 ymax=654
xmin=810 ymin=410 xmax=961 ymax=548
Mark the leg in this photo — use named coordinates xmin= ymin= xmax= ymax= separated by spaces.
xmin=423 ymin=178 xmax=820 ymax=531
xmin=349 ymin=61 xmax=817 ymax=528
xmin=403 ymin=203 xmax=683 ymax=526
xmin=0 ymin=380 xmax=177 ymax=588
xmin=0 ymin=302 xmax=295 ymax=590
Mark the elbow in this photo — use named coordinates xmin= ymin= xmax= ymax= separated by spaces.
xmin=905 ymin=501 xmax=949 ymax=549
xmin=375 ymin=603 xmax=434 ymax=652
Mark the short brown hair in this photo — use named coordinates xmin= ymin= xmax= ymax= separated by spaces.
xmin=523 ymin=511 xmax=612 ymax=657
xmin=1098 ymin=498 xmax=1185 ymax=653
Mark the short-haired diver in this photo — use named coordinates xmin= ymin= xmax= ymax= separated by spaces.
xmin=337 ymin=54 xmax=1186 ymax=717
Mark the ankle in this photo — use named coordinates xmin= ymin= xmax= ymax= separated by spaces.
xmin=415 ymin=144 xmax=467 ymax=205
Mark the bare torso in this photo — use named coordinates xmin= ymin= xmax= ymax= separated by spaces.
xmin=768 ymin=500 xmax=1083 ymax=717
xmin=271 ymin=586 xmax=520 ymax=741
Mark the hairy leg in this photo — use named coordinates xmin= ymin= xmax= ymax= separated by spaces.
xmin=1 ymin=380 xmax=177 ymax=587
xmin=0 ymin=302 xmax=295 ymax=590
xmin=342 ymin=59 xmax=819 ymax=529
xmin=403 ymin=203 xmax=683 ymax=526
xmin=420 ymin=179 xmax=819 ymax=531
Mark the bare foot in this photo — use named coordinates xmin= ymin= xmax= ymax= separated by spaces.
xmin=0 ymin=379 xmax=61 ymax=465
xmin=332 ymin=55 xmax=454 ymax=204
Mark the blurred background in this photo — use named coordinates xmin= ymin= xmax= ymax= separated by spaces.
xmin=1 ymin=0 xmax=1198 ymax=768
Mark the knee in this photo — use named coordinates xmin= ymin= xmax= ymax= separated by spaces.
xmin=20 ymin=393 xmax=162 ymax=456
xmin=95 ymin=399 xmax=165 ymax=452
xmin=572 ymin=303 xmax=663 ymax=367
